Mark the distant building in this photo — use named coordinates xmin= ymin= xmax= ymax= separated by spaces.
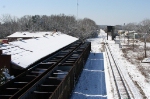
xmin=118 ymin=30 xmax=126 ymax=35
xmin=0 ymin=39 xmax=8 ymax=44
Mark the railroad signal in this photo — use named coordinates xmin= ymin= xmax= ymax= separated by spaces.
xmin=107 ymin=26 xmax=115 ymax=40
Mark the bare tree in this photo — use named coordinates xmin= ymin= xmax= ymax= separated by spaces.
xmin=0 ymin=14 xmax=19 ymax=38
xmin=139 ymin=19 xmax=150 ymax=33
xmin=139 ymin=19 xmax=150 ymax=58
xmin=124 ymin=23 xmax=138 ymax=48
xmin=0 ymin=14 xmax=98 ymax=40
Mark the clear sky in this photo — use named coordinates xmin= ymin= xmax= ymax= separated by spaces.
xmin=0 ymin=0 xmax=150 ymax=25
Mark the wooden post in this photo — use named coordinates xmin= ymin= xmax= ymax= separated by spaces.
xmin=0 ymin=50 xmax=2 ymax=54
xmin=0 ymin=54 xmax=11 ymax=74
xmin=144 ymin=39 xmax=147 ymax=58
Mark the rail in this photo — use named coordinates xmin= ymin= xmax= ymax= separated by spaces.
xmin=105 ymin=43 xmax=131 ymax=99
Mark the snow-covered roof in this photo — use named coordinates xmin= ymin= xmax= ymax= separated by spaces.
xmin=7 ymin=31 xmax=54 ymax=38
xmin=1 ymin=32 xmax=78 ymax=68
xmin=142 ymin=58 xmax=150 ymax=63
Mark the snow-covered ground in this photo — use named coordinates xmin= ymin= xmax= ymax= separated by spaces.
xmin=2 ymin=29 xmax=149 ymax=98
xmin=70 ymin=30 xmax=112 ymax=99
xmin=71 ymin=29 xmax=150 ymax=99
xmin=7 ymin=31 xmax=54 ymax=38
xmin=113 ymin=36 xmax=150 ymax=99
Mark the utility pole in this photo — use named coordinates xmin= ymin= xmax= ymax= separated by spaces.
xmin=144 ymin=33 xmax=148 ymax=58
xmin=77 ymin=0 xmax=78 ymax=19
xmin=133 ymin=33 xmax=135 ymax=50
xmin=144 ymin=27 xmax=150 ymax=58
xmin=123 ymin=23 xmax=125 ymax=43
xmin=144 ymin=37 xmax=147 ymax=58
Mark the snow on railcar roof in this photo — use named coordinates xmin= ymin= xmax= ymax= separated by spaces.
xmin=7 ymin=31 xmax=53 ymax=38
xmin=1 ymin=32 xmax=78 ymax=68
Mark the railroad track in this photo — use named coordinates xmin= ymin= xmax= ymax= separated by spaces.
xmin=0 ymin=40 xmax=91 ymax=99
xmin=105 ymin=43 xmax=132 ymax=99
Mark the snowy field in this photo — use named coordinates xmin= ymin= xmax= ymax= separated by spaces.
xmin=71 ymin=29 xmax=150 ymax=99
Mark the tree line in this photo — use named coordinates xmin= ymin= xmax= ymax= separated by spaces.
xmin=115 ymin=19 xmax=150 ymax=33
xmin=0 ymin=14 xmax=98 ymax=41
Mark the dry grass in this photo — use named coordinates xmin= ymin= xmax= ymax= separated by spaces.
xmin=100 ymin=42 xmax=105 ymax=52
xmin=138 ymin=66 xmax=150 ymax=80
xmin=128 ymin=73 xmax=147 ymax=99
xmin=134 ymin=81 xmax=147 ymax=99
xmin=140 ymin=36 xmax=150 ymax=42
xmin=121 ymin=48 xmax=133 ymax=61
xmin=122 ymin=47 xmax=132 ymax=53
xmin=136 ymin=53 xmax=145 ymax=61
xmin=100 ymin=42 xmax=105 ymax=44
xmin=121 ymin=45 xmax=150 ymax=79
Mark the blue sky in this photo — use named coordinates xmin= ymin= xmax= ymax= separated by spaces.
xmin=0 ymin=0 xmax=150 ymax=25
